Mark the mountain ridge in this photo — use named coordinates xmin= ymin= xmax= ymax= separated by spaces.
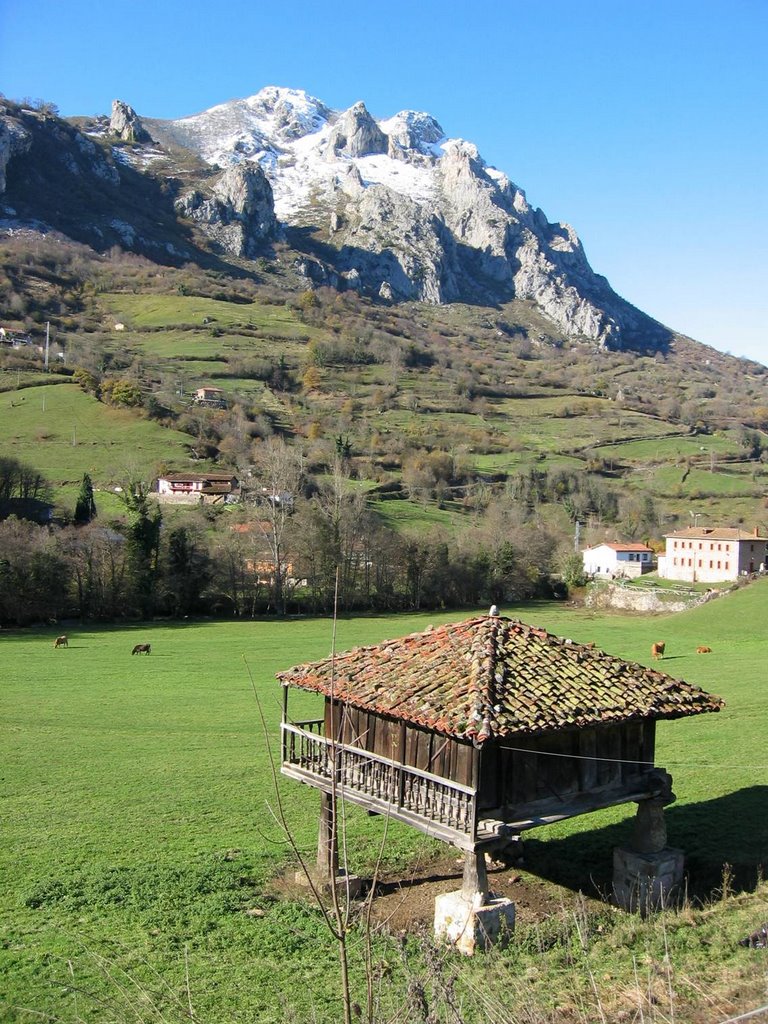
xmin=0 ymin=88 xmax=670 ymax=353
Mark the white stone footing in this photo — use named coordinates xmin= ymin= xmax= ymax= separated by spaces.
xmin=434 ymin=890 xmax=516 ymax=955
xmin=613 ymin=846 xmax=684 ymax=913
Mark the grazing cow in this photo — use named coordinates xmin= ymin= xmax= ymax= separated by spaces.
xmin=696 ymin=646 xmax=712 ymax=654
xmin=54 ymin=635 xmax=68 ymax=649
xmin=132 ymin=643 xmax=151 ymax=655
xmin=651 ymin=641 xmax=666 ymax=660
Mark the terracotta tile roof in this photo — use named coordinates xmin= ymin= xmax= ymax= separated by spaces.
xmin=665 ymin=527 xmax=767 ymax=541
xmin=588 ymin=543 xmax=653 ymax=553
xmin=277 ymin=616 xmax=723 ymax=742
xmin=162 ymin=473 xmax=237 ymax=483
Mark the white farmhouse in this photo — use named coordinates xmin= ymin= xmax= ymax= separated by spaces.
xmin=658 ymin=527 xmax=768 ymax=583
xmin=582 ymin=542 xmax=654 ymax=580
xmin=156 ymin=472 xmax=239 ymax=505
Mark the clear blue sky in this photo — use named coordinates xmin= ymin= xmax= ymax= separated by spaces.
xmin=2 ymin=0 xmax=766 ymax=363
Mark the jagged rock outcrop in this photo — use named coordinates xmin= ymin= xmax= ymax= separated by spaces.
xmin=326 ymin=101 xmax=388 ymax=159
xmin=110 ymin=100 xmax=151 ymax=143
xmin=385 ymin=111 xmax=444 ymax=156
xmin=0 ymin=114 xmax=32 ymax=194
xmin=332 ymin=182 xmax=459 ymax=303
xmin=175 ymin=162 xmax=276 ymax=257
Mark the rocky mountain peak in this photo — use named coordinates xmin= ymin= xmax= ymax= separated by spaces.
xmin=0 ymin=87 xmax=671 ymax=352
xmin=326 ymin=101 xmax=388 ymax=159
xmin=110 ymin=100 xmax=150 ymax=143
xmin=383 ymin=110 xmax=445 ymax=155
xmin=245 ymin=86 xmax=330 ymax=141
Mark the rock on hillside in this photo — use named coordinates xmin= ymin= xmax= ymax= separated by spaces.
xmin=0 ymin=109 xmax=32 ymax=195
xmin=109 ymin=100 xmax=151 ymax=144
xmin=175 ymin=162 xmax=277 ymax=258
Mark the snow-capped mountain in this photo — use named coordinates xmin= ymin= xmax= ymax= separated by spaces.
xmin=0 ymin=87 xmax=668 ymax=350
xmin=143 ymin=87 xmax=660 ymax=349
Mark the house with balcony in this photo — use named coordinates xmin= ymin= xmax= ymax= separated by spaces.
xmin=582 ymin=542 xmax=654 ymax=580
xmin=156 ymin=472 xmax=239 ymax=504
xmin=658 ymin=527 xmax=768 ymax=583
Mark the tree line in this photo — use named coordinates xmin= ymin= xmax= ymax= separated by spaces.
xmin=0 ymin=448 xmax=569 ymax=627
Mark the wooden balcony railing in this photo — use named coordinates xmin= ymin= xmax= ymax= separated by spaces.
xmin=281 ymin=721 xmax=477 ymax=844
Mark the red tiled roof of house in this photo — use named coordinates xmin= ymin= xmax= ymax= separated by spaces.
xmin=665 ymin=527 xmax=767 ymax=541
xmin=162 ymin=472 xmax=237 ymax=483
xmin=587 ymin=543 xmax=653 ymax=552
xmin=277 ymin=616 xmax=723 ymax=742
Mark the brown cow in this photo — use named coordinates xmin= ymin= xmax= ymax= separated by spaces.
xmin=696 ymin=646 xmax=712 ymax=654
xmin=651 ymin=641 xmax=666 ymax=660
xmin=53 ymin=635 xmax=68 ymax=649
xmin=131 ymin=643 xmax=151 ymax=655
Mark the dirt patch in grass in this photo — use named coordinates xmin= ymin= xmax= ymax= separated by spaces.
xmin=270 ymin=848 xmax=604 ymax=934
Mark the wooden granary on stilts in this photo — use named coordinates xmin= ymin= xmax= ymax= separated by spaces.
xmin=277 ymin=613 xmax=722 ymax=951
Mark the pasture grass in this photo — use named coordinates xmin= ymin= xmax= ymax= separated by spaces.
xmin=2 ymin=587 xmax=768 ymax=1020
xmin=0 ymin=384 xmax=197 ymax=488
xmin=648 ymin=464 xmax=763 ymax=497
xmin=593 ymin=431 xmax=741 ymax=462
xmin=99 ymin=294 xmax=319 ymax=339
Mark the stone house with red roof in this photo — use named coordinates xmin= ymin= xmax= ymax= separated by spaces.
xmin=659 ymin=527 xmax=768 ymax=583
xmin=582 ymin=542 xmax=654 ymax=580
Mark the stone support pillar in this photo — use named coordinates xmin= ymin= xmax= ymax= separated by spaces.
xmin=613 ymin=790 xmax=684 ymax=913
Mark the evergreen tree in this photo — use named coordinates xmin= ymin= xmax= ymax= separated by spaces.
xmin=73 ymin=473 xmax=97 ymax=524
xmin=122 ymin=484 xmax=162 ymax=618
xmin=164 ymin=526 xmax=210 ymax=617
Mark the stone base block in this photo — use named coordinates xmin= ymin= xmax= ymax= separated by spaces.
xmin=434 ymin=890 xmax=516 ymax=955
xmin=613 ymin=846 xmax=684 ymax=914
xmin=294 ymin=869 xmax=365 ymax=900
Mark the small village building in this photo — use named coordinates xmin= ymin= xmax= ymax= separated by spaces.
xmin=156 ymin=472 xmax=239 ymax=504
xmin=658 ymin=527 xmax=768 ymax=583
xmin=277 ymin=614 xmax=721 ymax=949
xmin=193 ymin=386 xmax=227 ymax=408
xmin=582 ymin=542 xmax=654 ymax=579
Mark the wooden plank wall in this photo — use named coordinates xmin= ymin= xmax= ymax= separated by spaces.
xmin=478 ymin=721 xmax=657 ymax=811
xmin=326 ymin=699 xmax=473 ymax=787
xmin=323 ymin=700 xmax=657 ymax=811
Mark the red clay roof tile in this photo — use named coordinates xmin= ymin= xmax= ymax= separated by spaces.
xmin=276 ymin=616 xmax=723 ymax=741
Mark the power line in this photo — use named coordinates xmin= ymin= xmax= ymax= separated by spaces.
xmin=496 ymin=742 xmax=768 ymax=772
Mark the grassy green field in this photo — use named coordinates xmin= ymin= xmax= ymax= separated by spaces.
xmin=99 ymin=295 xmax=317 ymax=337
xmin=0 ymin=384 xmax=197 ymax=490
xmin=2 ymin=587 xmax=768 ymax=1022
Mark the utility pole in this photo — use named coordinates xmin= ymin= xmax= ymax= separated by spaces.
xmin=44 ymin=321 xmax=50 ymax=371
xmin=574 ymin=520 xmax=581 ymax=553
